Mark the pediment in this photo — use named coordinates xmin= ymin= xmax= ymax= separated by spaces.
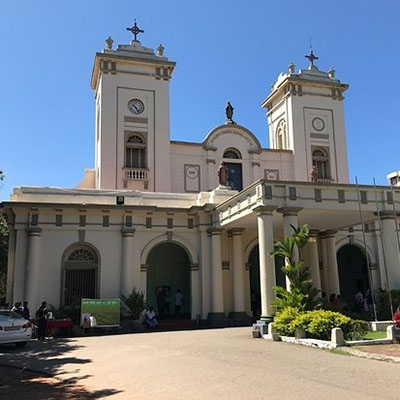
xmin=202 ymin=124 xmax=262 ymax=154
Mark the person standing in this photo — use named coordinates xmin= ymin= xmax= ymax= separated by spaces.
xmin=174 ymin=289 xmax=184 ymax=318
xmin=36 ymin=301 xmax=49 ymax=340
xmin=157 ymin=289 xmax=165 ymax=320
xmin=21 ymin=301 xmax=30 ymax=320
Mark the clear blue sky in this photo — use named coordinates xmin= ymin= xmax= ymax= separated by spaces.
xmin=1 ymin=0 xmax=399 ymax=199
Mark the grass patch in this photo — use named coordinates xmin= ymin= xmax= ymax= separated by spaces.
xmin=362 ymin=331 xmax=387 ymax=340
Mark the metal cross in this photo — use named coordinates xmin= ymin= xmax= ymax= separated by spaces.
xmin=305 ymin=49 xmax=319 ymax=67
xmin=126 ymin=20 xmax=144 ymax=41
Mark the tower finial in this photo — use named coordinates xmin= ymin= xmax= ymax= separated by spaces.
xmin=305 ymin=38 xmax=319 ymax=68
xmin=126 ymin=20 xmax=144 ymax=42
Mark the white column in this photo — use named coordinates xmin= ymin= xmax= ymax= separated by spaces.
xmin=121 ymin=228 xmax=135 ymax=296
xmin=200 ymin=225 xmax=210 ymax=319
xmin=375 ymin=223 xmax=388 ymax=289
xmin=278 ymin=207 xmax=302 ymax=291
xmin=25 ymin=228 xmax=42 ymax=310
xmin=6 ymin=222 xmax=16 ymax=305
xmin=190 ymin=263 xmax=201 ymax=320
xmin=208 ymin=228 xmax=224 ymax=313
xmin=255 ymin=206 xmax=276 ymax=319
xmin=229 ymin=228 xmax=246 ymax=313
xmin=325 ymin=230 xmax=340 ymax=295
xmin=308 ymin=231 xmax=321 ymax=291
xmin=320 ymin=235 xmax=329 ymax=294
xmin=381 ymin=214 xmax=400 ymax=287
xmin=140 ymin=264 xmax=148 ymax=297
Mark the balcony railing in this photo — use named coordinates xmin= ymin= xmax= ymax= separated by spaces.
xmin=124 ymin=168 xmax=148 ymax=181
xmin=315 ymin=178 xmax=334 ymax=184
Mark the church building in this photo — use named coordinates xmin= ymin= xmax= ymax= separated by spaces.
xmin=2 ymin=24 xmax=400 ymax=326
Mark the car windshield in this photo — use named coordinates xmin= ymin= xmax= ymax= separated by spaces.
xmin=0 ymin=311 xmax=23 ymax=320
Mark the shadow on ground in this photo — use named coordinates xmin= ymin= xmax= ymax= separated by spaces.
xmin=0 ymin=339 xmax=122 ymax=398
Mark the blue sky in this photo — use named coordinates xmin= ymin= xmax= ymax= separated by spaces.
xmin=0 ymin=0 xmax=399 ymax=199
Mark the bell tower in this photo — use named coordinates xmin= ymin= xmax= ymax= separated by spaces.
xmin=262 ymin=49 xmax=350 ymax=183
xmin=91 ymin=22 xmax=176 ymax=192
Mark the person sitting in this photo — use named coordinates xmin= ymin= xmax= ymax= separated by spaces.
xmin=12 ymin=302 xmax=22 ymax=315
xmin=144 ymin=306 xmax=158 ymax=328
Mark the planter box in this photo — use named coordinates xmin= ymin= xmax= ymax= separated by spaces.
xmin=369 ymin=320 xmax=393 ymax=332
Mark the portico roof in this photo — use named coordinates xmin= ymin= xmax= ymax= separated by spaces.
xmin=213 ymin=180 xmax=400 ymax=236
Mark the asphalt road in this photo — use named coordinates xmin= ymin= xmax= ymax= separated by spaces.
xmin=1 ymin=327 xmax=399 ymax=399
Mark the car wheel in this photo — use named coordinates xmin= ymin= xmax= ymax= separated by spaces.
xmin=15 ymin=341 xmax=27 ymax=348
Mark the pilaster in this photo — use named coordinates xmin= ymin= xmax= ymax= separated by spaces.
xmin=207 ymin=227 xmax=228 ymax=327
xmin=121 ymin=228 xmax=136 ymax=296
xmin=25 ymin=227 xmax=42 ymax=311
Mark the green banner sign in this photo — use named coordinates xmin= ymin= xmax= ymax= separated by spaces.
xmin=81 ymin=298 xmax=120 ymax=327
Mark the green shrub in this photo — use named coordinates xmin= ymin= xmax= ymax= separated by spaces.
xmin=346 ymin=319 xmax=369 ymax=341
xmin=274 ymin=307 xmax=368 ymax=341
xmin=291 ymin=310 xmax=352 ymax=340
xmin=273 ymin=307 xmax=300 ymax=336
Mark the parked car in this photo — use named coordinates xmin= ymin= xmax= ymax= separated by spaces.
xmin=393 ymin=307 xmax=400 ymax=328
xmin=0 ymin=310 xmax=32 ymax=347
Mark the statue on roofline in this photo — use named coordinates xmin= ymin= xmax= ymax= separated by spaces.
xmin=218 ymin=161 xmax=229 ymax=186
xmin=310 ymin=165 xmax=318 ymax=182
xmin=225 ymin=101 xmax=234 ymax=122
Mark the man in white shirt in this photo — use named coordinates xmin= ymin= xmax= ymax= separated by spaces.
xmin=174 ymin=289 xmax=184 ymax=318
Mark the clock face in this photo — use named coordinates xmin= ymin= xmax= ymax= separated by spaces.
xmin=128 ymin=99 xmax=145 ymax=115
xmin=312 ymin=117 xmax=325 ymax=131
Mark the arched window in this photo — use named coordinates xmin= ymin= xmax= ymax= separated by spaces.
xmin=312 ymin=148 xmax=330 ymax=179
xmin=63 ymin=246 xmax=99 ymax=306
xmin=276 ymin=119 xmax=286 ymax=150
xmin=125 ymin=134 xmax=146 ymax=168
xmin=223 ymin=148 xmax=242 ymax=159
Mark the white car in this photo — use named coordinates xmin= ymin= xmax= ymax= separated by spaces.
xmin=0 ymin=310 xmax=32 ymax=347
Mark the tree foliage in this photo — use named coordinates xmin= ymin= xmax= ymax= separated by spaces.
xmin=271 ymin=224 xmax=321 ymax=312
xmin=120 ymin=289 xmax=146 ymax=320
xmin=0 ymin=215 xmax=9 ymax=304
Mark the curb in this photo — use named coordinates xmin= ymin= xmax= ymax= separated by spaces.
xmin=343 ymin=348 xmax=400 ymax=364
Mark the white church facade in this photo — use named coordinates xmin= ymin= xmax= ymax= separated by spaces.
xmin=2 ymin=26 xmax=400 ymax=326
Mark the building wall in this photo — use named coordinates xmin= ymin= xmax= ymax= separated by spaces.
xmin=170 ymin=124 xmax=294 ymax=193
xmin=95 ymin=62 xmax=172 ymax=192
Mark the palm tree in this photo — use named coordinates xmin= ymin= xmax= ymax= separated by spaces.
xmin=271 ymin=225 xmax=321 ymax=312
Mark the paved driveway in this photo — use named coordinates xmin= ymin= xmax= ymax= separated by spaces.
xmin=1 ymin=327 xmax=399 ymax=399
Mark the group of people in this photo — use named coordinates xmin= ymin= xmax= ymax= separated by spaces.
xmin=2 ymin=300 xmax=50 ymax=340
xmin=144 ymin=289 xmax=184 ymax=328
xmin=321 ymin=290 xmax=374 ymax=315
xmin=9 ymin=301 xmax=31 ymax=320
xmin=321 ymin=292 xmax=344 ymax=312
xmin=355 ymin=289 xmax=373 ymax=314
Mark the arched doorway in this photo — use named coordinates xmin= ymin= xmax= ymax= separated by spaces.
xmin=248 ymin=245 xmax=285 ymax=318
xmin=62 ymin=245 xmax=99 ymax=306
xmin=337 ymin=244 xmax=370 ymax=305
xmin=146 ymin=242 xmax=191 ymax=319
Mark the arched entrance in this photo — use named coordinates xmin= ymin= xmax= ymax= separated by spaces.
xmin=146 ymin=242 xmax=191 ymax=319
xmin=337 ymin=244 xmax=370 ymax=304
xmin=62 ymin=245 xmax=99 ymax=306
xmin=248 ymin=245 xmax=285 ymax=318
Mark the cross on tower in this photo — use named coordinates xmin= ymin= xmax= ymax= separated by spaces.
xmin=305 ymin=48 xmax=319 ymax=67
xmin=126 ymin=20 xmax=144 ymax=41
